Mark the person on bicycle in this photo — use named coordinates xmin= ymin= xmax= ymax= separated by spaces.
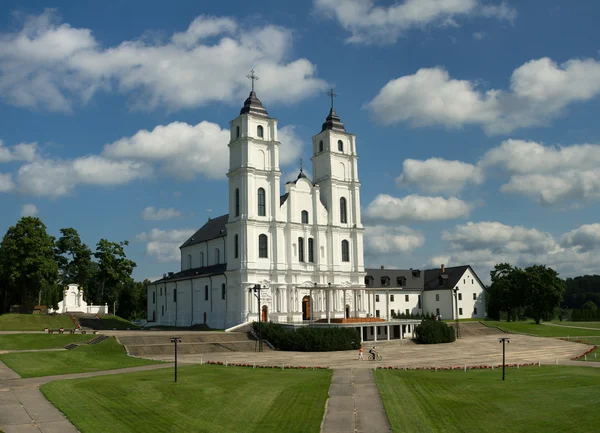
xmin=369 ymin=346 xmax=377 ymax=361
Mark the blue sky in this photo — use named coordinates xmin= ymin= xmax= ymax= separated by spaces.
xmin=1 ymin=0 xmax=600 ymax=283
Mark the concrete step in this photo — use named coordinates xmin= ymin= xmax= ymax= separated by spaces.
xmin=118 ymin=332 xmax=252 ymax=347
xmin=126 ymin=340 xmax=269 ymax=356
xmin=448 ymin=321 xmax=505 ymax=337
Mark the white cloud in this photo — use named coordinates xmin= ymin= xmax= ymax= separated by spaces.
xmin=278 ymin=125 xmax=304 ymax=167
xmin=314 ymin=0 xmax=516 ymax=44
xmin=0 ymin=140 xmax=37 ymax=163
xmin=396 ymin=157 xmax=484 ymax=193
xmin=472 ymin=31 xmax=486 ymax=40
xmin=0 ymin=173 xmax=15 ymax=193
xmin=561 ymin=224 xmax=600 ymax=252
xmin=364 ymin=194 xmax=472 ymax=223
xmin=16 ymin=156 xmax=151 ymax=197
xmin=364 ymin=225 xmax=425 ymax=254
xmin=141 ymin=206 xmax=182 ymax=221
xmin=482 ymin=139 xmax=600 ymax=205
xmin=136 ymin=228 xmax=195 ymax=262
xmin=0 ymin=10 xmax=327 ymax=112
xmin=21 ymin=203 xmax=39 ymax=217
xmin=366 ymin=57 xmax=600 ymax=134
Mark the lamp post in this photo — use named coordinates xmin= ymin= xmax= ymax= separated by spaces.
xmin=249 ymin=284 xmax=264 ymax=352
xmin=499 ymin=337 xmax=510 ymax=381
xmin=452 ymin=288 xmax=461 ymax=339
xmin=170 ymin=337 xmax=182 ymax=383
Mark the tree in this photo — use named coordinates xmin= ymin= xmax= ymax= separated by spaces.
xmin=118 ymin=279 xmax=149 ymax=320
xmin=94 ymin=239 xmax=136 ymax=306
xmin=0 ymin=217 xmax=58 ymax=311
xmin=487 ymin=263 xmax=525 ymax=322
xmin=523 ymin=265 xmax=565 ymax=324
xmin=55 ymin=228 xmax=94 ymax=288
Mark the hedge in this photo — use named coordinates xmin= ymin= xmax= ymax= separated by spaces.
xmin=252 ymin=322 xmax=360 ymax=352
xmin=415 ymin=319 xmax=456 ymax=344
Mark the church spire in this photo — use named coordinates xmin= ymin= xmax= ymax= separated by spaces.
xmin=240 ymin=69 xmax=269 ymax=118
xmin=321 ymin=87 xmax=346 ymax=132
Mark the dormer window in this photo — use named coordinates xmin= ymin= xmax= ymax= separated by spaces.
xmin=319 ymin=140 xmax=324 ymax=152
xmin=257 ymin=125 xmax=264 ymax=138
xmin=381 ymin=276 xmax=390 ymax=286
xmin=236 ymin=126 xmax=240 ymax=138
xmin=397 ymin=276 xmax=406 ymax=286
xmin=338 ymin=140 xmax=343 ymax=152
xmin=301 ymin=210 xmax=309 ymax=224
xmin=364 ymin=276 xmax=374 ymax=287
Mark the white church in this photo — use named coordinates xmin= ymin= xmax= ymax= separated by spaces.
xmin=146 ymin=75 xmax=486 ymax=333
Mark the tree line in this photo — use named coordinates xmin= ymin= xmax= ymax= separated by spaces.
xmin=0 ymin=216 xmax=148 ymax=320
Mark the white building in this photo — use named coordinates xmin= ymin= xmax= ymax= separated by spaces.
xmin=50 ymin=284 xmax=108 ymax=315
xmin=146 ymin=84 xmax=486 ymax=330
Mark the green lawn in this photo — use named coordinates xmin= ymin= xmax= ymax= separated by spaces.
xmin=375 ymin=366 xmax=600 ymax=433
xmin=0 ymin=334 xmax=94 ymax=350
xmin=551 ymin=321 xmax=600 ymax=329
xmin=99 ymin=315 xmax=139 ymax=330
xmin=484 ymin=320 xmax=600 ymax=337
xmin=41 ymin=364 xmax=331 ymax=433
xmin=0 ymin=337 xmax=159 ymax=377
xmin=0 ymin=314 xmax=74 ymax=331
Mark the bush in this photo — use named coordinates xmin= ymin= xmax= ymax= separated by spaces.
xmin=415 ymin=320 xmax=456 ymax=344
xmin=252 ymin=322 xmax=360 ymax=352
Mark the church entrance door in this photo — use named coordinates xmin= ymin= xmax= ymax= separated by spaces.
xmin=302 ymin=296 xmax=311 ymax=320
xmin=261 ymin=305 xmax=268 ymax=323
xmin=345 ymin=304 xmax=350 ymax=319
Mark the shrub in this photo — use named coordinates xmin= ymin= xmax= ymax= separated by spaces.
xmin=415 ymin=320 xmax=456 ymax=344
xmin=252 ymin=322 xmax=360 ymax=352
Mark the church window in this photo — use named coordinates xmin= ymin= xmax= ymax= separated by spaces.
xmin=205 ymin=285 xmax=209 ymax=301
xmin=473 ymin=293 xmax=477 ymax=300
xmin=162 ymin=305 xmax=164 ymax=316
xmin=405 ymin=294 xmax=409 ymax=302
xmin=215 ymin=248 xmax=220 ymax=264
xmin=173 ymin=289 xmax=177 ymax=303
xmin=474 ymin=307 xmax=478 ymax=315
xmin=338 ymin=140 xmax=344 ymax=152
xmin=436 ymin=294 xmax=440 ymax=302
xmin=459 ymin=307 xmax=463 ymax=316
xmin=458 ymin=293 xmax=462 ymax=301
xmin=236 ymin=125 xmax=240 ymax=138
xmin=188 ymin=254 xmax=192 ymax=269
xmin=418 ymin=295 xmax=421 ymax=308
xmin=259 ymin=234 xmax=268 ymax=258
xmin=391 ymin=295 xmax=395 ymax=302
xmin=153 ymin=292 xmax=155 ymax=304
xmin=376 ymin=310 xmax=380 ymax=318
xmin=258 ymin=188 xmax=266 ymax=216
xmin=298 ymin=237 xmax=304 ymax=262
xmin=235 ymin=188 xmax=240 ymax=217
xmin=319 ymin=140 xmax=324 ymax=152
xmin=160 ymin=287 xmax=162 ymax=296
xmin=200 ymin=252 xmax=204 ymax=267
xmin=222 ymin=283 xmax=226 ymax=300
xmin=301 ymin=210 xmax=309 ymax=224
xmin=308 ymin=238 xmax=314 ymax=263
xmin=340 ymin=197 xmax=347 ymax=223
xmin=234 ymin=234 xmax=239 ymax=258
xmin=257 ymin=125 xmax=264 ymax=138
xmin=341 ymin=240 xmax=349 ymax=262
xmin=405 ymin=309 xmax=410 ymax=315
xmin=376 ymin=295 xmax=380 ymax=302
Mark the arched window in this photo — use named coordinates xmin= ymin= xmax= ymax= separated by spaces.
xmin=257 ymin=188 xmax=266 ymax=216
xmin=234 ymin=234 xmax=239 ymax=258
xmin=340 ymin=197 xmax=347 ymax=224
xmin=298 ymin=237 xmax=304 ymax=262
xmin=341 ymin=240 xmax=350 ymax=262
xmin=235 ymin=188 xmax=240 ymax=217
xmin=200 ymin=252 xmax=204 ymax=267
xmin=301 ymin=210 xmax=309 ymax=224
xmin=188 ymin=254 xmax=192 ymax=269
xmin=257 ymin=125 xmax=264 ymax=138
xmin=308 ymin=238 xmax=314 ymax=263
xmin=236 ymin=125 xmax=240 ymax=138
xmin=319 ymin=140 xmax=324 ymax=152
xmin=215 ymin=248 xmax=220 ymax=264
xmin=222 ymin=283 xmax=226 ymax=300
xmin=338 ymin=140 xmax=344 ymax=152
xmin=259 ymin=234 xmax=268 ymax=258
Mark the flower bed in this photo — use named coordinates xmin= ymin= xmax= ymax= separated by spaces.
xmin=571 ymin=345 xmax=598 ymax=360
xmin=374 ymin=362 xmax=540 ymax=371
xmin=203 ymin=360 xmax=328 ymax=370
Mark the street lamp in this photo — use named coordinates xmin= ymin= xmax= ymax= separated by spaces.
xmin=249 ymin=284 xmax=264 ymax=352
xmin=499 ymin=337 xmax=510 ymax=381
xmin=452 ymin=287 xmax=461 ymax=339
xmin=170 ymin=337 xmax=182 ymax=383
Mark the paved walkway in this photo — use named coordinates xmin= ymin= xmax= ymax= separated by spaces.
xmin=321 ymin=368 xmax=391 ymax=433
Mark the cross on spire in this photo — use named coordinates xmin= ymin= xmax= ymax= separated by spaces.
xmin=327 ymin=88 xmax=337 ymax=110
xmin=247 ymin=69 xmax=259 ymax=92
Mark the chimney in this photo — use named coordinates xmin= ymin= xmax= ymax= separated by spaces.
xmin=380 ymin=265 xmax=384 ymax=270
xmin=441 ymin=264 xmax=445 ymax=273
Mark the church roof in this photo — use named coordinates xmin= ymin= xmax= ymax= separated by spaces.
xmin=180 ymin=214 xmax=229 ymax=248
xmin=240 ymin=91 xmax=269 ymax=118
xmin=151 ymin=264 xmax=227 ymax=284
xmin=321 ymin=108 xmax=346 ymax=133
xmin=364 ymin=268 xmax=424 ymax=290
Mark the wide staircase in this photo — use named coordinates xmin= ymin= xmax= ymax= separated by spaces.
xmin=448 ymin=321 xmax=506 ymax=337
xmin=119 ymin=332 xmax=269 ymax=357
xmin=73 ymin=313 xmax=106 ymax=330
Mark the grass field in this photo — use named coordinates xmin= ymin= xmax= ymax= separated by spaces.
xmin=375 ymin=366 xmax=600 ymax=433
xmin=41 ymin=364 xmax=331 ymax=433
xmin=0 ymin=314 xmax=74 ymax=331
xmin=0 ymin=334 xmax=93 ymax=350
xmin=551 ymin=321 xmax=600 ymax=329
xmin=99 ymin=315 xmax=139 ymax=330
xmin=0 ymin=337 xmax=159 ymax=377
xmin=484 ymin=320 xmax=600 ymax=337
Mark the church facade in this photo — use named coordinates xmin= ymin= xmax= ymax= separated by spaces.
xmin=146 ymin=84 xmax=486 ymax=329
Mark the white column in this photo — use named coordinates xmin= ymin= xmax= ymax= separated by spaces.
xmin=368 ymin=290 xmax=371 ymax=317
xmin=387 ymin=325 xmax=390 ymax=340
xmin=343 ymin=289 xmax=347 ymax=317
xmin=400 ymin=325 xmax=403 ymax=340
xmin=360 ymin=326 xmax=363 ymax=342
xmin=326 ymin=289 xmax=331 ymax=324
xmin=374 ymin=325 xmax=378 ymax=342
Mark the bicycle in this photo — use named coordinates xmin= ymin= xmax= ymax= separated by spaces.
xmin=368 ymin=352 xmax=382 ymax=361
